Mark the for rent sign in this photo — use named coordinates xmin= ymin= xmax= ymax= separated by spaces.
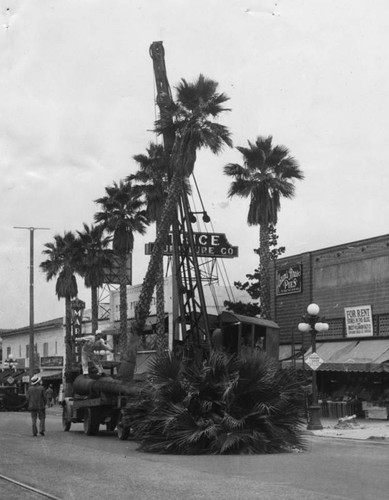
xmin=344 ymin=305 xmax=373 ymax=337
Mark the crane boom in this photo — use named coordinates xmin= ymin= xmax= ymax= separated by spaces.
xmin=149 ymin=41 xmax=212 ymax=356
xmin=149 ymin=42 xmax=175 ymax=155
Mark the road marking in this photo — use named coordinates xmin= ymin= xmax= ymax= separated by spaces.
xmin=0 ymin=473 xmax=63 ymax=500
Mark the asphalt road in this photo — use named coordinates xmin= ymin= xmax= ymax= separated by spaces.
xmin=0 ymin=410 xmax=388 ymax=500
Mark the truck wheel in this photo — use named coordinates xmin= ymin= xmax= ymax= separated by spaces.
xmin=62 ymin=407 xmax=71 ymax=432
xmin=83 ymin=408 xmax=100 ymax=436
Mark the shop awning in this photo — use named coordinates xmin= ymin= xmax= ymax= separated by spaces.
xmin=279 ymin=344 xmax=303 ymax=362
xmin=319 ymin=339 xmax=389 ymax=372
xmin=35 ymin=370 xmax=63 ymax=380
xmin=0 ymin=369 xmax=26 ymax=385
xmin=220 ymin=311 xmax=279 ymax=329
xmin=282 ymin=339 xmax=389 ymax=372
xmin=103 ymin=314 xmax=168 ymax=336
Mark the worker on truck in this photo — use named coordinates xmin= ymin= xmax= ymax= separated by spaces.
xmin=75 ymin=330 xmax=114 ymax=376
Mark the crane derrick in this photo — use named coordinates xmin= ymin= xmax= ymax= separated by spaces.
xmin=149 ymin=41 xmax=211 ymax=355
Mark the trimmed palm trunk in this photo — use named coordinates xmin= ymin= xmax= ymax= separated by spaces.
xmin=155 ymin=218 xmax=166 ymax=354
xmin=91 ymin=285 xmax=99 ymax=334
xmin=118 ymin=171 xmax=184 ymax=379
xmin=259 ymin=224 xmax=271 ymax=319
xmin=119 ymin=252 xmax=129 ymax=353
xmin=155 ymin=259 xmax=166 ymax=353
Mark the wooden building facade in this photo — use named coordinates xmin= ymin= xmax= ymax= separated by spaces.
xmin=270 ymin=234 xmax=389 ymax=418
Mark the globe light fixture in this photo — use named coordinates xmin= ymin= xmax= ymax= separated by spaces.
xmin=298 ymin=302 xmax=329 ymax=430
xmin=307 ymin=303 xmax=320 ymax=316
xmin=4 ymin=353 xmax=18 ymax=371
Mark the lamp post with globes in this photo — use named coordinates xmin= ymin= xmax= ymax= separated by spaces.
xmin=298 ymin=303 xmax=329 ymax=430
xmin=4 ymin=353 xmax=18 ymax=371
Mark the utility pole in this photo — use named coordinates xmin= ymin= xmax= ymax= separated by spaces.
xmin=14 ymin=226 xmax=50 ymax=379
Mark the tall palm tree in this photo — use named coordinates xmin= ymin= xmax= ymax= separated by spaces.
xmin=224 ymin=136 xmax=304 ymax=319
xmin=40 ymin=231 xmax=80 ymax=397
xmin=76 ymin=223 xmax=112 ymax=335
xmin=94 ymin=180 xmax=148 ymax=353
xmin=119 ymin=75 xmax=232 ymax=380
xmin=130 ymin=143 xmax=169 ymax=354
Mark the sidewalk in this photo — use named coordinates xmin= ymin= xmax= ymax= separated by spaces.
xmin=307 ymin=417 xmax=389 ymax=442
xmin=46 ymin=406 xmax=389 ymax=443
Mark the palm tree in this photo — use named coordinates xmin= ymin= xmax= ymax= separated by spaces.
xmin=40 ymin=231 xmax=80 ymax=397
xmin=224 ymin=136 xmax=304 ymax=318
xmin=130 ymin=143 xmax=170 ymax=354
xmin=123 ymin=350 xmax=306 ymax=454
xmin=94 ymin=180 xmax=148 ymax=355
xmin=120 ymin=75 xmax=232 ymax=380
xmin=76 ymin=223 xmax=112 ymax=335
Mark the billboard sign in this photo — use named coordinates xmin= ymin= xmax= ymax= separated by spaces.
xmin=345 ymin=305 xmax=373 ymax=337
xmin=102 ymin=254 xmax=132 ymax=285
xmin=41 ymin=356 xmax=64 ymax=368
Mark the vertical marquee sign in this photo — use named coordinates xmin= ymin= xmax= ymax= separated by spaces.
xmin=276 ymin=264 xmax=302 ymax=295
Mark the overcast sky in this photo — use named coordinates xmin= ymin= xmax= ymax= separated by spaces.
xmin=1 ymin=0 xmax=389 ymax=329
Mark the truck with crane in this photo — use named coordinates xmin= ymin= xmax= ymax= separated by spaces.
xmin=60 ymin=41 xmax=279 ymax=439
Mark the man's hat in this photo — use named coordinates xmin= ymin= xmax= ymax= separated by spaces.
xmin=30 ymin=375 xmax=41 ymax=385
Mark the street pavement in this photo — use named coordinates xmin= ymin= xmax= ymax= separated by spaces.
xmin=2 ymin=408 xmax=389 ymax=500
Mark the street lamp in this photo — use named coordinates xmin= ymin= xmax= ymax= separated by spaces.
xmin=4 ymin=354 xmax=18 ymax=371
xmin=298 ymin=303 xmax=329 ymax=430
xmin=189 ymin=210 xmax=211 ymax=223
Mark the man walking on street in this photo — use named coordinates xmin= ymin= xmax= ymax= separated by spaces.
xmin=26 ymin=375 xmax=46 ymax=436
xmin=45 ymin=384 xmax=54 ymax=407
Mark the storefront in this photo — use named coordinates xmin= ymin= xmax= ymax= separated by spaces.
xmin=272 ymin=234 xmax=389 ymax=419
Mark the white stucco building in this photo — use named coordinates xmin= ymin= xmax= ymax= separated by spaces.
xmin=1 ymin=276 xmax=252 ymax=380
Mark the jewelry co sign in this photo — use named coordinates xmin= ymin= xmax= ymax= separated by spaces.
xmin=276 ymin=264 xmax=302 ymax=295
xmin=145 ymin=232 xmax=239 ymax=259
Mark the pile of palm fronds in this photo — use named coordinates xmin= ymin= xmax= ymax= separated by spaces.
xmin=123 ymin=350 xmax=307 ymax=454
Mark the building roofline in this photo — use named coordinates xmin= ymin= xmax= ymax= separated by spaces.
xmin=277 ymin=233 xmax=389 ymax=263
xmin=0 ymin=317 xmax=64 ymax=338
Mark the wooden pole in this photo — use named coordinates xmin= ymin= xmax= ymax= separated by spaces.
xmin=14 ymin=226 xmax=50 ymax=379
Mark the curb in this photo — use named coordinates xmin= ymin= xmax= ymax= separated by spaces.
xmin=305 ymin=431 xmax=389 ymax=444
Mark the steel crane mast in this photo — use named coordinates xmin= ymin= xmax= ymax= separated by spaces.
xmin=149 ymin=41 xmax=211 ymax=354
